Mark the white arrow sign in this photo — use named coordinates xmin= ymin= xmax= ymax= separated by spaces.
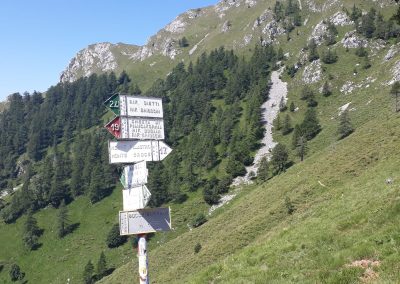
xmin=119 ymin=207 xmax=171 ymax=235
xmin=120 ymin=161 xmax=148 ymax=188
xmin=109 ymin=140 xmax=172 ymax=164
xmin=122 ymin=185 xmax=151 ymax=211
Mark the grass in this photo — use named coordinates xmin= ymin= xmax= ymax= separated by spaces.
xmin=2 ymin=0 xmax=400 ymax=283
xmin=100 ymin=110 xmax=400 ymax=283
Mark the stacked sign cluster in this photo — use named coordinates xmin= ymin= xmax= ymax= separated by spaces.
xmin=104 ymin=93 xmax=172 ymax=236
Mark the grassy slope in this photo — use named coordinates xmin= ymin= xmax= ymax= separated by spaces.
xmin=99 ymin=2 xmax=400 ymax=282
xmin=2 ymin=1 xmax=400 ymax=283
xmin=101 ymin=100 xmax=400 ymax=283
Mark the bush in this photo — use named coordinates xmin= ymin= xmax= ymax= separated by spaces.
xmin=194 ymin=243 xmax=202 ymax=253
xmin=192 ymin=213 xmax=207 ymax=228
xmin=9 ymin=264 xmax=24 ymax=282
xmin=106 ymin=224 xmax=127 ymax=248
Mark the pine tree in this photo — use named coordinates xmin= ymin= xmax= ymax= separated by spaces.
xmin=106 ymin=224 xmax=127 ymax=248
xmin=301 ymin=108 xmax=321 ymax=140
xmin=362 ymin=55 xmax=371 ymax=69
xmin=257 ymin=156 xmax=269 ymax=182
xmin=308 ymin=39 xmax=319 ymax=62
xmin=23 ymin=210 xmax=41 ymax=250
xmin=96 ymin=251 xmax=107 ymax=278
xmin=338 ymin=109 xmax=354 ymax=139
xmin=390 ymin=81 xmax=400 ymax=112
xmin=296 ymin=135 xmax=308 ymax=161
xmin=279 ymin=96 xmax=287 ymax=112
xmin=322 ymin=81 xmax=332 ymax=97
xmin=271 ymin=143 xmax=289 ymax=173
xmin=57 ymin=200 xmax=69 ymax=238
xmin=83 ymin=260 xmax=94 ymax=284
xmin=282 ymin=114 xmax=292 ymax=135
xmin=289 ymin=101 xmax=296 ymax=112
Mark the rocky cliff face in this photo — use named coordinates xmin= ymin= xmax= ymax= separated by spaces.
xmin=60 ymin=0 xmax=399 ymax=86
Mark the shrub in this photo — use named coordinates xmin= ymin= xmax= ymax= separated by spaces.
xmin=194 ymin=243 xmax=202 ymax=253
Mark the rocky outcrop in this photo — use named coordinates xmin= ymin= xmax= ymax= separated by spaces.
xmin=329 ymin=11 xmax=353 ymax=26
xmin=341 ymin=31 xmax=368 ymax=49
xmin=302 ymin=59 xmax=322 ymax=84
xmin=60 ymin=43 xmax=119 ymax=83
xmin=309 ymin=21 xmax=328 ymax=45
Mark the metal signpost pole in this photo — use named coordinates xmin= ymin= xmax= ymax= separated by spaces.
xmin=138 ymin=234 xmax=149 ymax=284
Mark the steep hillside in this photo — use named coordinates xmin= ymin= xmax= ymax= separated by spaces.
xmin=1 ymin=0 xmax=400 ymax=283
xmin=98 ymin=0 xmax=400 ymax=283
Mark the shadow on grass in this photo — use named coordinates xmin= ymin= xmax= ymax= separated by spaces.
xmin=66 ymin=222 xmax=80 ymax=235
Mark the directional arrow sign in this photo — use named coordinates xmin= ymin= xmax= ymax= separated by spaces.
xmin=120 ymin=161 xmax=148 ymax=188
xmin=105 ymin=94 xmax=163 ymax=118
xmin=119 ymin=207 xmax=171 ymax=235
xmin=122 ymin=185 xmax=151 ymax=211
xmin=104 ymin=93 xmax=120 ymax=115
xmin=109 ymin=140 xmax=172 ymax=164
xmin=105 ymin=116 xmax=164 ymax=140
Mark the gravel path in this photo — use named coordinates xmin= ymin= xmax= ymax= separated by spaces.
xmin=232 ymin=67 xmax=288 ymax=186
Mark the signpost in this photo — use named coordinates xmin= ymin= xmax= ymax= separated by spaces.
xmin=105 ymin=117 xmax=165 ymax=140
xmin=122 ymin=185 xmax=151 ymax=211
xmin=119 ymin=208 xmax=171 ymax=235
xmin=104 ymin=93 xmax=172 ymax=284
xmin=120 ymin=161 xmax=148 ymax=188
xmin=104 ymin=94 xmax=163 ymax=118
xmin=108 ymin=140 xmax=172 ymax=164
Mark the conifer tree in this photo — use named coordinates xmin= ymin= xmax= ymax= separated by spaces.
xmin=390 ymin=81 xmax=400 ymax=112
xmin=296 ymin=135 xmax=308 ymax=161
xmin=271 ymin=143 xmax=289 ymax=173
xmin=279 ymin=96 xmax=287 ymax=112
xmin=23 ymin=210 xmax=41 ymax=250
xmin=83 ymin=260 xmax=94 ymax=284
xmin=338 ymin=109 xmax=354 ymax=139
xmin=257 ymin=156 xmax=269 ymax=182
xmin=308 ymin=39 xmax=319 ymax=62
xmin=57 ymin=200 xmax=69 ymax=238
xmin=301 ymin=108 xmax=321 ymax=140
xmin=282 ymin=114 xmax=293 ymax=135
xmin=289 ymin=101 xmax=296 ymax=112
xmin=322 ymin=81 xmax=332 ymax=97
xmin=96 ymin=251 xmax=107 ymax=278
xmin=106 ymin=224 xmax=127 ymax=248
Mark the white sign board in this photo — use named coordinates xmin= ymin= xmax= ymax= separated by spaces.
xmin=119 ymin=95 xmax=163 ymax=118
xmin=122 ymin=185 xmax=151 ymax=211
xmin=120 ymin=117 xmax=164 ymax=140
xmin=119 ymin=207 xmax=171 ymax=235
xmin=109 ymin=140 xmax=172 ymax=164
xmin=120 ymin=161 xmax=148 ymax=188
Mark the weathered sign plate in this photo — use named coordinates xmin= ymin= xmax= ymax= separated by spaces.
xmin=120 ymin=161 xmax=148 ymax=189
xmin=120 ymin=95 xmax=163 ymax=118
xmin=109 ymin=140 xmax=172 ymax=164
xmin=122 ymin=185 xmax=151 ymax=211
xmin=105 ymin=117 xmax=164 ymax=140
xmin=119 ymin=207 xmax=171 ymax=235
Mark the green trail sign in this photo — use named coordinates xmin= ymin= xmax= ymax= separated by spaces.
xmin=104 ymin=93 xmax=120 ymax=115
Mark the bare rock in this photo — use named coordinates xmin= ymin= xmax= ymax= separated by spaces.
xmin=330 ymin=11 xmax=353 ymax=26
xmin=384 ymin=44 xmax=399 ymax=61
xmin=341 ymin=31 xmax=367 ymax=49
xmin=309 ymin=21 xmax=328 ymax=45
xmin=302 ymin=59 xmax=322 ymax=84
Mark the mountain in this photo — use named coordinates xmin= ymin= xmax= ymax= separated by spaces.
xmin=1 ymin=0 xmax=400 ymax=283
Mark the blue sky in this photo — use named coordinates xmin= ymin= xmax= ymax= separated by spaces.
xmin=0 ymin=0 xmax=217 ymax=101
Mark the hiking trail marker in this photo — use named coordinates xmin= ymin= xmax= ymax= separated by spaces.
xmin=104 ymin=93 xmax=172 ymax=284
